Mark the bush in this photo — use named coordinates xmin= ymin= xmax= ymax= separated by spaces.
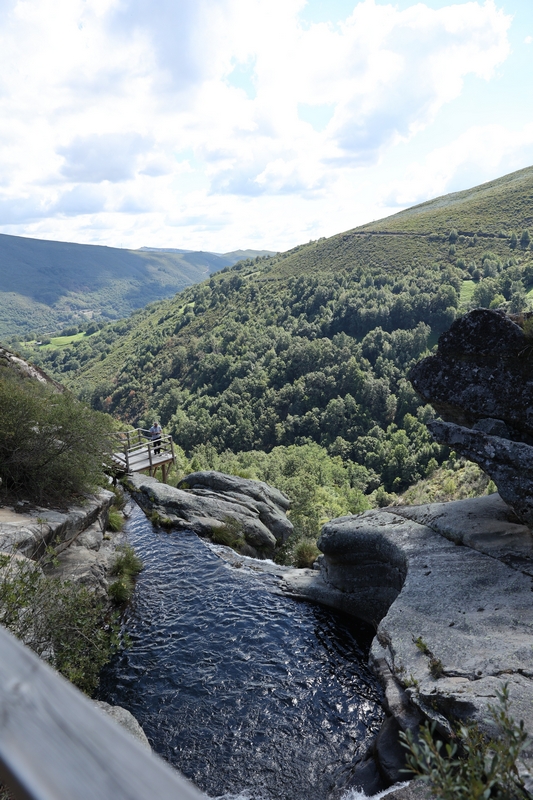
xmin=400 ymin=685 xmax=529 ymax=799
xmin=108 ymin=544 xmax=143 ymax=603
xmin=294 ymin=539 xmax=320 ymax=568
xmin=109 ymin=544 xmax=143 ymax=579
xmin=0 ymin=554 xmax=120 ymax=694
xmin=107 ymin=508 xmax=124 ymax=532
xmin=210 ymin=517 xmax=246 ymax=551
xmin=108 ymin=577 xmax=133 ymax=604
xmin=0 ymin=370 xmax=115 ymax=503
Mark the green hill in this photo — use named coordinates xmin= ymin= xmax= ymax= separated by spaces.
xmin=0 ymin=233 xmax=274 ymax=338
xmin=19 ymin=165 xmax=533 ymax=542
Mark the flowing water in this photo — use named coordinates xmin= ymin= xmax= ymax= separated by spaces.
xmin=98 ymin=503 xmax=384 ymax=800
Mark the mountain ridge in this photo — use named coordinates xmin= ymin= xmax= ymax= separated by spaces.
xmin=0 ymin=233 xmax=273 ymax=338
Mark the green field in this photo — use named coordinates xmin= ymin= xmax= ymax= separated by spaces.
xmin=459 ymin=280 xmax=476 ymax=307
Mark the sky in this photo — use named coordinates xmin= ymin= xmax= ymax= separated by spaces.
xmin=0 ymin=0 xmax=532 ymax=253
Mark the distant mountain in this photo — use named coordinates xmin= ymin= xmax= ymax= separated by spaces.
xmin=0 ymin=234 xmax=274 ymax=338
xmin=140 ymin=247 xmax=276 ymax=261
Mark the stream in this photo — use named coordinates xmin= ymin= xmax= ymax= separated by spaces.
xmin=98 ymin=502 xmax=384 ymax=800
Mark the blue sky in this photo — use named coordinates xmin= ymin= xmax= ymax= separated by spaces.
xmin=0 ymin=0 xmax=531 ymax=252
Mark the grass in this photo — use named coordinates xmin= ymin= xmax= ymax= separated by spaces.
xmin=47 ymin=332 xmax=88 ymax=347
xmin=357 ymin=164 xmax=533 ymax=236
xmin=108 ymin=544 xmax=143 ymax=604
xmin=106 ymin=508 xmax=124 ymax=532
xmin=459 ymin=279 xmax=475 ymax=307
xmin=399 ymin=460 xmax=495 ymax=506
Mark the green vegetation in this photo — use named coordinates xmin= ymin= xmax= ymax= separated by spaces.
xmin=183 ymin=442 xmax=372 ymax=542
xmin=0 ymin=233 xmax=273 ymax=339
xmin=46 ymin=332 xmax=89 ymax=347
xmin=399 ymin=459 xmax=495 ymax=506
xmin=401 ymin=685 xmax=530 ymax=799
xmin=210 ymin=517 xmax=247 ymax=551
xmin=0 ymin=367 xmax=115 ymax=504
xmin=12 ymin=164 xmax=533 ymax=553
xmin=108 ymin=544 xmax=143 ymax=603
xmin=0 ymin=553 xmax=121 ymax=694
xmin=106 ymin=508 xmax=124 ymax=532
xmin=413 ymin=636 xmax=444 ymax=678
xmin=360 ymin=164 xmax=533 ymax=237
xmin=294 ymin=539 xmax=320 ymax=568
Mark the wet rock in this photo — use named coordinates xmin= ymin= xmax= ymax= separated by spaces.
xmin=374 ymin=715 xmax=407 ymax=785
xmin=124 ymin=471 xmax=293 ymax=559
xmin=93 ymin=701 xmax=151 ymax=750
xmin=384 ymin=782 xmax=432 ymax=800
xmin=343 ymin=757 xmax=384 ymax=797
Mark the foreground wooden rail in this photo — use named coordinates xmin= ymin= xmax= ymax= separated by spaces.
xmin=112 ymin=428 xmax=176 ymax=481
xmin=0 ymin=625 xmax=203 ymax=800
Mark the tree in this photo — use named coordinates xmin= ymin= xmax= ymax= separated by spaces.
xmin=510 ymin=231 xmax=518 ymax=249
xmin=520 ymin=229 xmax=530 ymax=249
xmin=0 ymin=370 xmax=115 ymax=503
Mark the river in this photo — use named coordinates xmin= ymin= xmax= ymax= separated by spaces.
xmin=98 ymin=502 xmax=384 ymax=800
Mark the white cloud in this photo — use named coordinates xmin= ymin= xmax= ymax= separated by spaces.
xmin=382 ymin=122 xmax=533 ymax=209
xmin=58 ymin=133 xmax=152 ymax=183
xmin=0 ymin=0 xmax=517 ymax=250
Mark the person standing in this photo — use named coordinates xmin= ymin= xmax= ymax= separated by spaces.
xmin=149 ymin=420 xmax=162 ymax=455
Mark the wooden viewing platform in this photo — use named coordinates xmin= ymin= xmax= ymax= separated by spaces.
xmin=112 ymin=428 xmax=176 ymax=482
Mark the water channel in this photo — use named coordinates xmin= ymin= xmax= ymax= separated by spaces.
xmin=98 ymin=502 xmax=385 ymax=800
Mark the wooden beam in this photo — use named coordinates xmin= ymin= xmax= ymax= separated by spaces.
xmin=0 ymin=626 xmax=203 ymax=800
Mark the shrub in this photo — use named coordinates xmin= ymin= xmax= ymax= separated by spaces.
xmin=0 ymin=554 xmax=120 ymax=694
xmin=109 ymin=544 xmax=143 ymax=579
xmin=0 ymin=370 xmax=115 ymax=503
xmin=294 ymin=539 xmax=320 ymax=568
xmin=400 ymin=685 xmax=529 ymax=799
xmin=107 ymin=508 xmax=124 ymax=532
xmin=108 ymin=577 xmax=133 ymax=604
xmin=210 ymin=517 xmax=246 ymax=551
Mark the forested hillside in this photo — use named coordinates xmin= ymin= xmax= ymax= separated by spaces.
xmin=19 ymin=165 xmax=533 ymax=541
xmin=0 ymin=233 xmax=274 ymax=338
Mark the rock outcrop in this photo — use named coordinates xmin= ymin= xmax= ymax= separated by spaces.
xmin=281 ymin=493 xmax=533 ymax=790
xmin=0 ymin=345 xmax=64 ymax=391
xmin=427 ymin=419 xmax=533 ymax=527
xmin=409 ymin=308 xmax=533 ymax=441
xmin=124 ymin=471 xmax=292 ymax=559
xmin=409 ymin=307 xmax=533 ymax=527
xmin=0 ymin=489 xmax=122 ymax=599
xmin=0 ymin=489 xmax=115 ymax=560
xmin=93 ymin=701 xmax=151 ymax=750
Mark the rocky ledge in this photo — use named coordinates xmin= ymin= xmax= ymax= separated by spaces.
xmin=124 ymin=470 xmax=293 ymax=559
xmin=281 ymin=492 xmax=533 ymax=791
xmin=0 ymin=489 xmax=122 ymax=599
xmin=409 ymin=307 xmax=533 ymax=528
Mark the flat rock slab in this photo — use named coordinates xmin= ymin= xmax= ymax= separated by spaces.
xmin=392 ymin=493 xmax=533 ymax=576
xmin=0 ymin=490 xmax=115 ymax=559
xmin=281 ymin=496 xmax=533 ymax=775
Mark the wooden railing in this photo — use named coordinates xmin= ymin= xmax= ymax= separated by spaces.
xmin=0 ymin=624 xmax=203 ymax=800
xmin=112 ymin=429 xmax=175 ymax=479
